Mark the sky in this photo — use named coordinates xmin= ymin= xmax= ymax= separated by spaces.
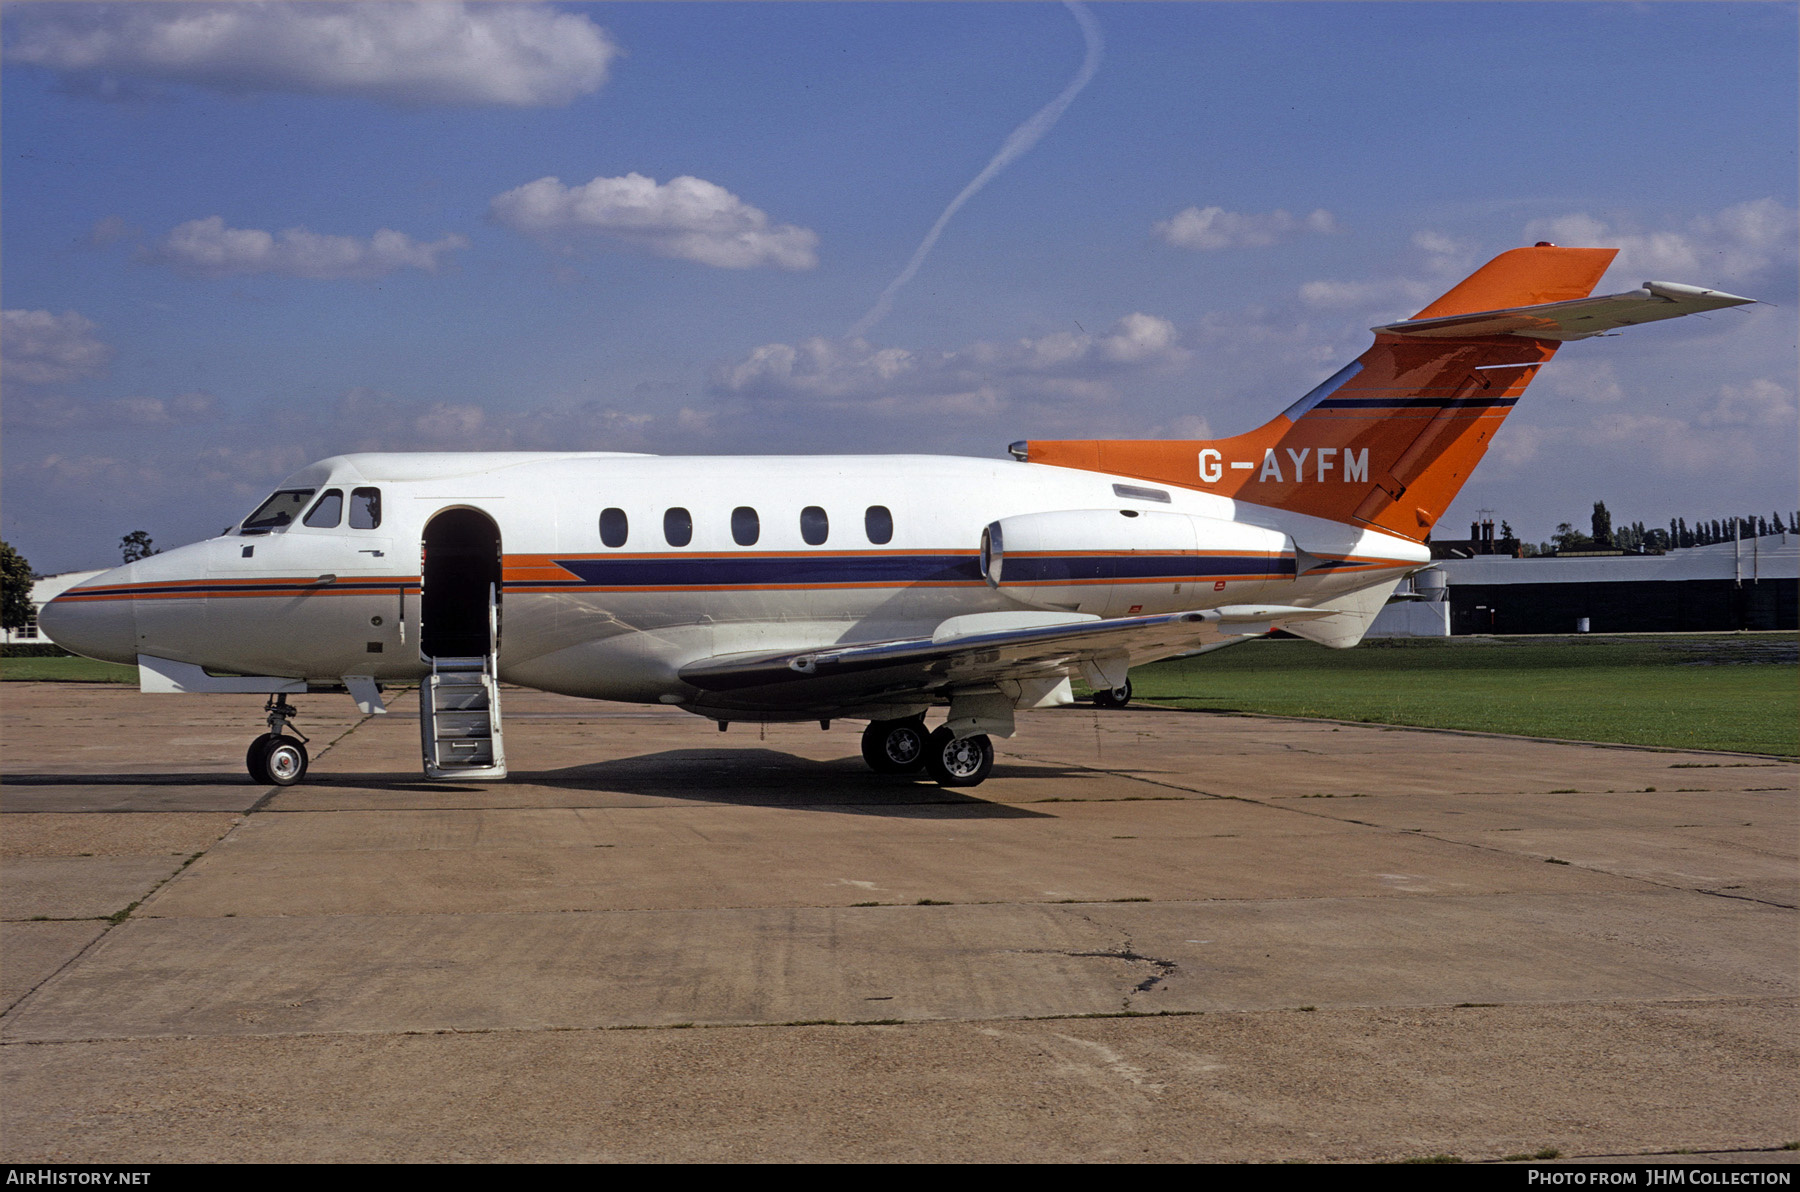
xmin=3 ymin=1 xmax=1795 ymax=575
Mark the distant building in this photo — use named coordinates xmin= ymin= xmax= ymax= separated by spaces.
xmin=1436 ymin=533 xmax=1797 ymax=634
xmin=1368 ymin=567 xmax=1451 ymax=637
xmin=3 ymin=571 xmax=105 ymax=645
xmin=1429 ymin=516 xmax=1522 ymax=560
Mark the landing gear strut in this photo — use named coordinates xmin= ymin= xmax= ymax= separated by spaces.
xmin=246 ymin=694 xmax=310 ymax=786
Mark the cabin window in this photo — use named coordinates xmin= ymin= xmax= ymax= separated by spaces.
xmin=349 ymin=487 xmax=382 ymax=529
xmin=732 ymin=506 xmax=760 ymax=547
xmin=600 ymin=507 xmax=629 ymax=548
xmin=240 ymin=488 xmax=316 ymax=534
xmin=864 ymin=505 xmax=893 ymax=545
xmin=800 ymin=506 xmax=829 ymax=546
xmin=664 ymin=507 xmax=693 ymax=547
xmin=303 ymin=489 xmax=344 ymax=528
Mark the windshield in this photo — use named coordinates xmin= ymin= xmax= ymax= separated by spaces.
xmin=239 ymin=488 xmax=316 ymax=534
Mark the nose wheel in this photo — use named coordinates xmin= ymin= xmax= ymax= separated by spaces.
xmin=246 ymin=695 xmax=310 ymax=786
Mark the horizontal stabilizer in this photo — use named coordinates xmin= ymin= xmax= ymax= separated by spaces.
xmin=1374 ymin=281 xmax=1754 ymax=342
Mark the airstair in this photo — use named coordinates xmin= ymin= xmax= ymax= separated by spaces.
xmin=419 ymin=584 xmax=506 ymax=780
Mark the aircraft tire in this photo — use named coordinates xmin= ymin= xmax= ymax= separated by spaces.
xmin=1093 ymin=678 xmax=1132 ymax=708
xmin=245 ymin=733 xmax=278 ymax=784
xmin=263 ymin=736 xmax=309 ymax=786
xmin=924 ymin=728 xmax=993 ymax=788
xmin=861 ymin=717 xmax=929 ymax=774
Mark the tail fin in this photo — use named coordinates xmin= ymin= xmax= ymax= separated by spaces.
xmin=1026 ymin=246 xmax=1748 ymax=541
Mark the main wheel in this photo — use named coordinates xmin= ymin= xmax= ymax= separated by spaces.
xmin=245 ymin=733 xmax=279 ymax=784
xmin=1093 ymin=678 xmax=1132 ymax=708
xmin=263 ymin=736 xmax=309 ymax=786
xmin=861 ymin=717 xmax=929 ymax=774
xmin=924 ymin=727 xmax=993 ymax=788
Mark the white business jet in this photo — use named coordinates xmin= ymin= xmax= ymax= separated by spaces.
xmin=40 ymin=246 xmax=1752 ymax=788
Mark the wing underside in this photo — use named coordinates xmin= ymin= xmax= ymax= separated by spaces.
xmin=677 ymin=605 xmax=1338 ymax=713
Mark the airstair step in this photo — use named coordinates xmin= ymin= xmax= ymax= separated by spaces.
xmin=432 ymin=686 xmax=490 ymax=711
xmin=432 ymin=710 xmax=494 ymax=738
xmin=419 ymin=657 xmax=506 ymax=780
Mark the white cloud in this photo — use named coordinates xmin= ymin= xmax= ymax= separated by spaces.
xmin=489 ymin=174 xmax=819 ymax=271
xmin=143 ymin=216 xmax=467 ymax=280
xmin=8 ymin=388 xmax=224 ymax=433
xmin=1295 ymin=201 xmax=1797 ymax=343
xmin=1154 ymin=206 xmax=1339 ymax=251
xmin=1297 ymin=277 xmax=1435 ymax=311
xmin=1543 ymin=360 xmax=1627 ymax=405
xmin=1298 ymin=230 xmax=1480 ymax=315
xmin=112 ymin=391 xmax=223 ymax=425
xmin=1697 ymin=378 xmax=1797 ymax=429
xmin=1151 ymin=414 xmax=1214 ymax=440
xmin=1523 ymin=199 xmax=1798 ymax=286
xmin=4 ymin=2 xmax=620 ymax=108
xmin=327 ymin=387 xmax=669 ymax=454
xmin=711 ymin=314 xmax=1190 ymax=417
xmin=1 ymin=309 xmax=114 ymax=385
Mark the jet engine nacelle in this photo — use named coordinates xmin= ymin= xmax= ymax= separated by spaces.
xmin=979 ymin=509 xmax=1290 ymax=618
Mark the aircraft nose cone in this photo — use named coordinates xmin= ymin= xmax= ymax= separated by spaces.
xmin=37 ymin=571 xmax=139 ymax=665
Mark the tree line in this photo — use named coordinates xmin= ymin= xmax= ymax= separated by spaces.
xmin=0 ymin=533 xmax=161 ymax=631
xmin=1521 ymin=503 xmax=1798 ymax=556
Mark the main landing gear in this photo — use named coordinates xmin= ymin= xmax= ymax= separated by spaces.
xmin=861 ymin=715 xmax=929 ymax=774
xmin=860 ymin=716 xmax=995 ymax=788
xmin=1092 ymin=677 xmax=1132 ymax=708
xmin=246 ymin=694 xmax=310 ymax=787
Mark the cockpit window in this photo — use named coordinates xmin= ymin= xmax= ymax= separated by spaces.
xmin=349 ymin=487 xmax=381 ymax=529
xmin=240 ymin=489 xmax=316 ymax=534
xmin=303 ymin=489 xmax=344 ymax=528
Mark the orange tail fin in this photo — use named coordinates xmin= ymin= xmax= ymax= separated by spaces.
xmin=1026 ymin=245 xmax=1619 ymax=541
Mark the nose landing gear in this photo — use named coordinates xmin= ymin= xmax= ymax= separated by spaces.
xmin=246 ymin=694 xmax=310 ymax=786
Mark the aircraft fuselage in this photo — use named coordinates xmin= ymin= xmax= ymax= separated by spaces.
xmin=44 ymin=450 xmax=1426 ymax=721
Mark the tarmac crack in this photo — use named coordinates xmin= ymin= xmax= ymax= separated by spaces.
xmin=1 ymin=709 xmax=383 ymax=1024
xmin=1065 ymin=946 xmax=1179 ymax=996
xmin=1033 ymin=910 xmax=1182 ymax=1007
xmin=1699 ymin=887 xmax=1797 ymax=910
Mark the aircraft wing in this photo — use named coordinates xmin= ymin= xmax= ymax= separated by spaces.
xmin=677 ymin=605 xmax=1337 ymax=711
xmin=1372 ymin=281 xmax=1754 ymax=342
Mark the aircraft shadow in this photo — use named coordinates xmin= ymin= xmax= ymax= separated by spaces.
xmin=2 ymin=751 xmax=1098 ymax=818
xmin=304 ymin=749 xmax=1074 ymax=818
xmin=1 ymin=772 xmax=252 ymax=787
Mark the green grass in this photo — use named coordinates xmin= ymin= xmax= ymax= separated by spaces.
xmin=1 ymin=655 xmax=138 ymax=683
xmin=1131 ymin=634 xmax=1798 ymax=757
xmin=10 ymin=632 xmax=1797 ymax=756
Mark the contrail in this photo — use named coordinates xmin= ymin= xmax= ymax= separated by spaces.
xmin=848 ymin=2 xmax=1103 ymax=339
